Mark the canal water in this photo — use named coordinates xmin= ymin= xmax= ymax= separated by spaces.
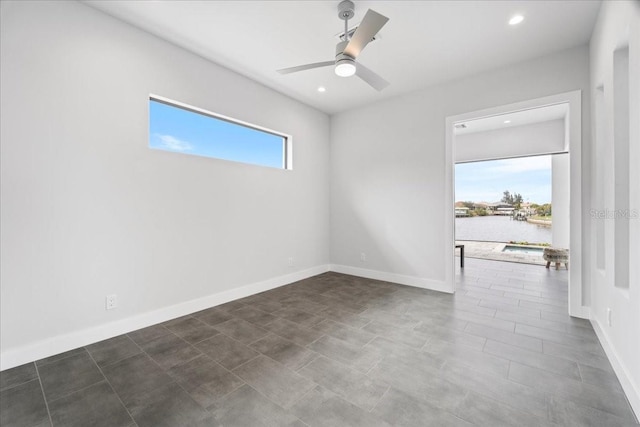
xmin=455 ymin=215 xmax=552 ymax=244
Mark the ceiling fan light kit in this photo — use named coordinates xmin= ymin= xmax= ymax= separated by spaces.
xmin=277 ymin=0 xmax=389 ymax=91
xmin=335 ymin=59 xmax=356 ymax=77
xmin=334 ymin=40 xmax=356 ymax=77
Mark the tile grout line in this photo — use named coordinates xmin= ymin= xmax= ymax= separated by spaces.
xmin=576 ymin=362 xmax=585 ymax=383
xmin=119 ymin=327 xmax=221 ymax=419
xmin=130 ymin=334 xmax=215 ymax=418
xmin=203 ymin=376 xmax=247 ymax=414
xmin=451 ymin=389 xmax=472 ymax=421
xmin=285 ymin=384 xmax=318 ymax=416
xmin=85 ymin=350 xmax=139 ymax=427
xmin=368 ymin=384 xmax=391 ymax=414
xmin=35 ymin=348 xmax=87 ymax=369
xmin=0 ymin=373 xmax=41 ymax=394
xmin=33 ymin=362 xmax=54 ymax=427
xmin=295 ymin=353 xmax=321 ymax=373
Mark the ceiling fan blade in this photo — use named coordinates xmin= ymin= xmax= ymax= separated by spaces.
xmin=355 ymin=63 xmax=389 ymax=91
xmin=277 ymin=61 xmax=334 ymax=75
xmin=343 ymin=9 xmax=389 ymax=59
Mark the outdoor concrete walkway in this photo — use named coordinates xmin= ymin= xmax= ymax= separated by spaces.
xmin=456 ymin=240 xmax=547 ymax=266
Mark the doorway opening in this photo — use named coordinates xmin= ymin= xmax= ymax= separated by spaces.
xmin=444 ymin=91 xmax=586 ymax=318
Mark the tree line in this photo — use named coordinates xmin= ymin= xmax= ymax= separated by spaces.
xmin=502 ymin=190 xmax=551 ymax=215
xmin=501 ymin=190 xmax=523 ymax=208
xmin=459 ymin=189 xmax=552 ymax=217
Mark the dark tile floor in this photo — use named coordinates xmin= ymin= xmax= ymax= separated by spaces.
xmin=1 ymin=258 xmax=638 ymax=426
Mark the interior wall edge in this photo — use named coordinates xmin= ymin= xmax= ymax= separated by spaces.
xmin=591 ymin=317 xmax=640 ymax=420
xmin=329 ymin=264 xmax=452 ymax=294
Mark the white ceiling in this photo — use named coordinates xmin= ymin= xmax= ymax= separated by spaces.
xmin=85 ymin=0 xmax=601 ymax=115
xmin=454 ymin=103 xmax=568 ymax=135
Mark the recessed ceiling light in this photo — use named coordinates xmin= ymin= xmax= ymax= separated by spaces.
xmin=504 ymin=120 xmax=511 ymax=124
xmin=509 ymin=15 xmax=524 ymax=25
xmin=317 ymin=86 xmax=326 ymax=93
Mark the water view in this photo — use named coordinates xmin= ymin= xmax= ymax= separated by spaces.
xmin=455 ymin=215 xmax=551 ymax=243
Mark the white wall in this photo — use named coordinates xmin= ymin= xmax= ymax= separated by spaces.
xmin=552 ymin=153 xmax=570 ymax=249
xmin=589 ymin=0 xmax=640 ymax=416
xmin=331 ymin=45 xmax=590 ymax=291
xmin=455 ymin=119 xmax=565 ymax=163
xmin=0 ymin=1 xmax=330 ymax=369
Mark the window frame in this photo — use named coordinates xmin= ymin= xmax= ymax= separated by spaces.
xmin=149 ymin=94 xmax=292 ymax=170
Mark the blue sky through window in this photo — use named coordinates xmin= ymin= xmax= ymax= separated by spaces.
xmin=455 ymin=155 xmax=552 ymax=204
xmin=149 ymin=99 xmax=286 ymax=169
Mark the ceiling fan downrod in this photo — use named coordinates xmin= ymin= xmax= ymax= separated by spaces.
xmin=335 ymin=0 xmax=357 ymax=76
xmin=339 ymin=0 xmax=355 ymax=41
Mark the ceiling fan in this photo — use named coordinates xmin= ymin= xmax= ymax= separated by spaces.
xmin=277 ymin=0 xmax=390 ymax=91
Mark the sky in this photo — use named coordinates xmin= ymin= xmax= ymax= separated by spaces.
xmin=455 ymin=155 xmax=552 ymax=204
xmin=149 ymin=99 xmax=285 ymax=169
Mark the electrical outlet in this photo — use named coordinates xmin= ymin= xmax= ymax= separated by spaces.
xmin=106 ymin=294 xmax=118 ymax=310
xmin=360 ymin=252 xmax=366 ymax=262
xmin=288 ymin=257 xmax=295 ymax=267
xmin=607 ymin=307 xmax=612 ymax=326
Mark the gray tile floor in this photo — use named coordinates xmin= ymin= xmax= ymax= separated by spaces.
xmin=1 ymin=258 xmax=638 ymax=426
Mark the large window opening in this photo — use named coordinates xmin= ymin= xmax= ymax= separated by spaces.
xmin=455 ymin=154 xmax=553 ymax=252
xmin=149 ymin=96 xmax=291 ymax=169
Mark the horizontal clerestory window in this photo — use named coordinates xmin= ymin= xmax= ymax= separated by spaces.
xmin=149 ymin=96 xmax=291 ymax=169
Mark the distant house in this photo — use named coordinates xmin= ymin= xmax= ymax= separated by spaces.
xmin=520 ymin=202 xmax=536 ymax=216
xmin=495 ymin=207 xmax=515 ymax=215
xmin=481 ymin=202 xmax=513 ymax=215
xmin=455 ymin=206 xmax=470 ymax=217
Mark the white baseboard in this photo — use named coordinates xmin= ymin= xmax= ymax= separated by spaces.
xmin=591 ymin=318 xmax=640 ymax=421
xmin=570 ymin=305 xmax=591 ymax=320
xmin=0 ymin=265 xmax=330 ymax=371
xmin=329 ymin=264 xmax=453 ymax=293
